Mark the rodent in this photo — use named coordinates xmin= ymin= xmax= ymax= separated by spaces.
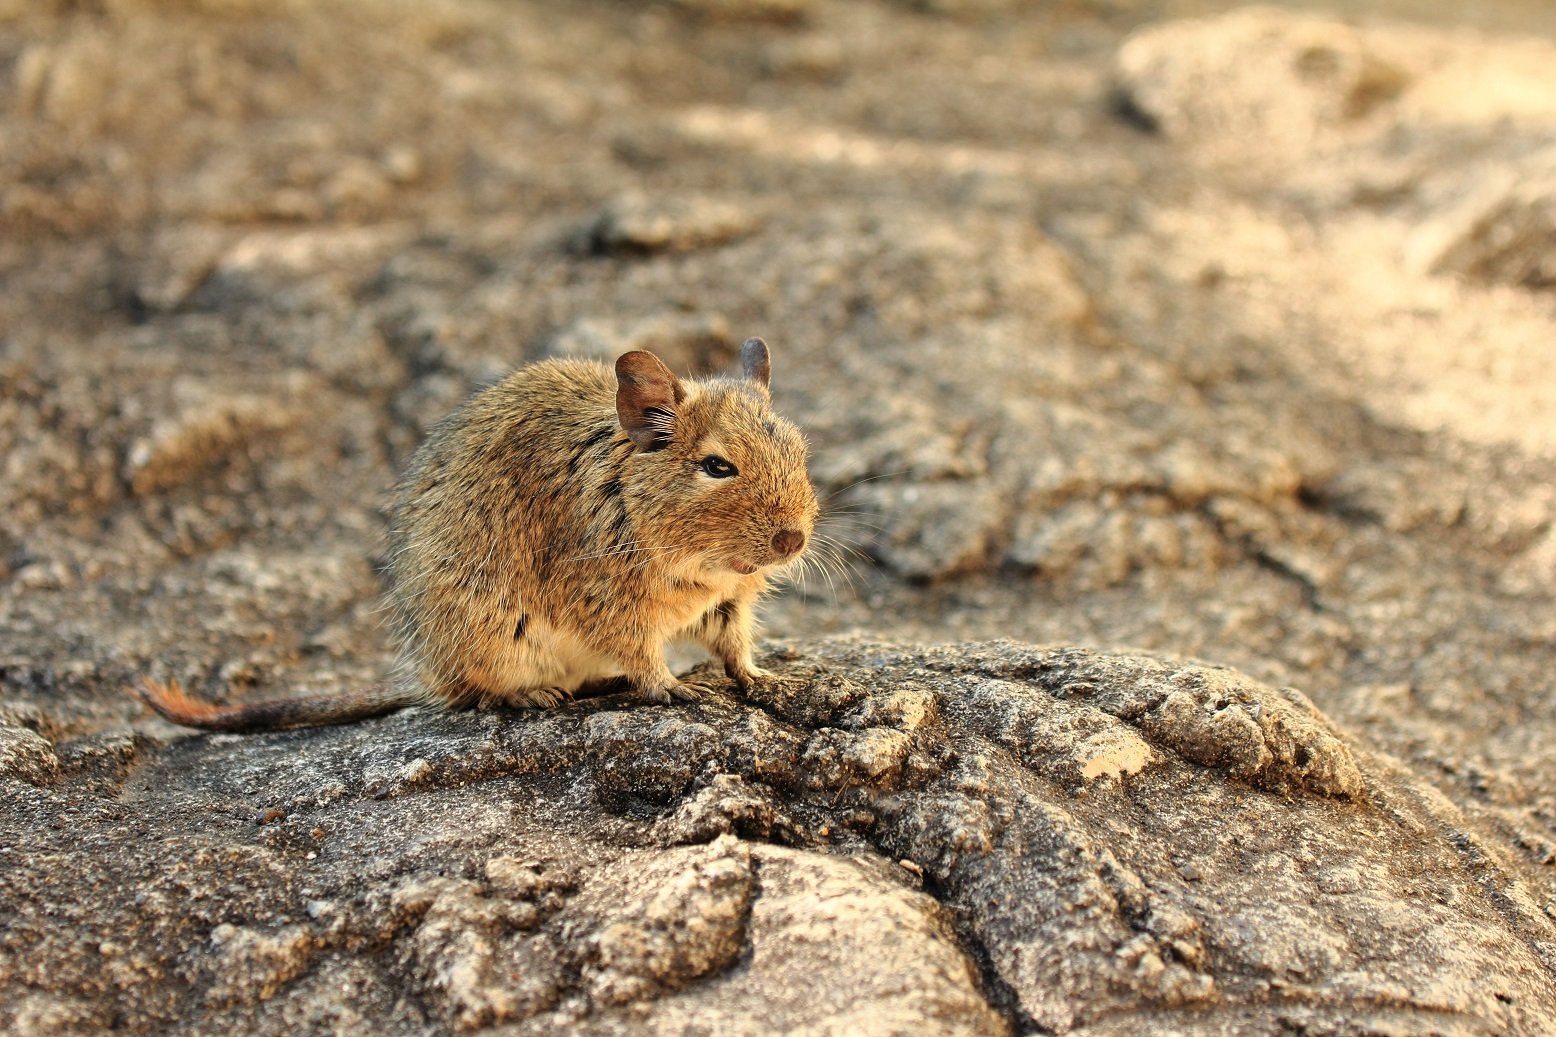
xmin=137 ymin=337 xmax=818 ymax=731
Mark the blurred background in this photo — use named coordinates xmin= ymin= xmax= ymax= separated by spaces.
xmin=1 ymin=0 xmax=1553 ymax=836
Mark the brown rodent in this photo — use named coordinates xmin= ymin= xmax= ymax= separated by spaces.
xmin=138 ymin=337 xmax=818 ymax=731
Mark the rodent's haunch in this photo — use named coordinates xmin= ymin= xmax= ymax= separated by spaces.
xmin=138 ymin=338 xmax=818 ymax=731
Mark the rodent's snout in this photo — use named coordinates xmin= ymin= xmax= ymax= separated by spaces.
xmin=771 ymin=528 xmax=806 ymax=559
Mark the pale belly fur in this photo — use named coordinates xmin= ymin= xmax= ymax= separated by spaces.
xmin=472 ymin=618 xmax=619 ymax=694
xmin=468 ymin=567 xmax=750 ymax=697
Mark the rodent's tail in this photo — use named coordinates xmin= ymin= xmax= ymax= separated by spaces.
xmin=135 ymin=677 xmax=420 ymax=732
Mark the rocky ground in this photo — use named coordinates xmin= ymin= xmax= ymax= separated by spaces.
xmin=2 ymin=0 xmax=1554 ymax=1034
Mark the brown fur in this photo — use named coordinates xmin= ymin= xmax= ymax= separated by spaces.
xmin=137 ymin=339 xmax=818 ymax=731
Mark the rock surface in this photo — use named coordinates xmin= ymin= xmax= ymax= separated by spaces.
xmin=5 ymin=641 xmax=1555 ymax=1036
xmin=3 ymin=0 xmax=1556 ymax=1034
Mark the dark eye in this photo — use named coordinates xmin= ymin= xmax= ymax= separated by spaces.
xmin=700 ymin=455 xmax=738 ymax=479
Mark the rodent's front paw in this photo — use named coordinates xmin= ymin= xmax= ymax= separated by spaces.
xmin=524 ymin=686 xmax=572 ymax=708
xmin=640 ymin=680 xmax=704 ymax=705
xmin=668 ymin=680 xmax=707 ymax=702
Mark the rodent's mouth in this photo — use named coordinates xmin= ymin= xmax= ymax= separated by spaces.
xmin=729 ymin=558 xmax=759 ymax=576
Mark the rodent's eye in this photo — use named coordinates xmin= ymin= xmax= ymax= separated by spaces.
xmin=699 ymin=455 xmax=738 ymax=479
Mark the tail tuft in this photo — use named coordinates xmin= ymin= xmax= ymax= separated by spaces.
xmin=137 ymin=677 xmax=226 ymax=726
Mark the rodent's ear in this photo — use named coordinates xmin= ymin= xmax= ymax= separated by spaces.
xmin=616 ymin=350 xmax=685 ymax=451
xmin=741 ymin=337 xmax=771 ymax=389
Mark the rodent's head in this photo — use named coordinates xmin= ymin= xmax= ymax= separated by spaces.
xmin=615 ymin=338 xmax=819 ymax=577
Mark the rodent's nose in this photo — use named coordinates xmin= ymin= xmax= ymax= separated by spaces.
xmin=771 ymin=529 xmax=806 ymax=558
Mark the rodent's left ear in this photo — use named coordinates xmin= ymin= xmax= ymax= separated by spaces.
xmin=741 ymin=337 xmax=771 ymax=389
xmin=616 ymin=350 xmax=685 ymax=451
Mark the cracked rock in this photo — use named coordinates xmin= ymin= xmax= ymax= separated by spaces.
xmin=3 ymin=641 xmax=1552 ymax=1035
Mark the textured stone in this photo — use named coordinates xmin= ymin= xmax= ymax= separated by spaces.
xmin=538 ymin=311 xmax=738 ymax=373
xmin=0 ymin=722 xmax=58 ymax=785
xmin=1113 ymin=8 xmax=1413 ymax=169
xmin=1407 ymin=143 xmax=1556 ymax=288
xmin=5 ymin=643 xmax=1556 ymax=1035
xmin=582 ymin=194 xmax=759 ymax=255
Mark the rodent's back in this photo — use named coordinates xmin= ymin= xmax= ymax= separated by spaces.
xmin=386 ymin=358 xmax=633 ymax=698
xmin=393 ymin=358 xmax=620 ymax=530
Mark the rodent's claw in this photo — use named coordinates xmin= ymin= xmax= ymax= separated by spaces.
xmin=668 ymin=681 xmax=705 ymax=702
xmin=526 ymin=687 xmax=572 ymax=708
xmin=639 ymin=680 xmax=707 ymax=704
